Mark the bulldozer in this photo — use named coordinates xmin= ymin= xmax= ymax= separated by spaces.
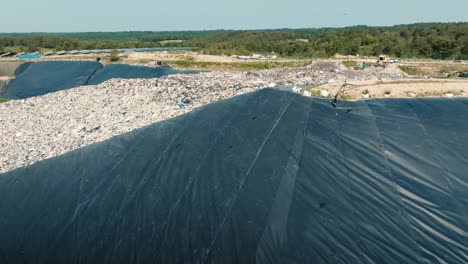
xmin=375 ymin=55 xmax=389 ymax=67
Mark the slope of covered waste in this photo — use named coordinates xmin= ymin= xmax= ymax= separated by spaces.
xmin=0 ymin=61 xmax=24 ymax=76
xmin=0 ymin=72 xmax=267 ymax=173
xmin=0 ymin=62 xmax=33 ymax=94
xmin=0 ymin=60 xmax=403 ymax=100
xmin=87 ymin=64 xmax=199 ymax=85
xmin=0 ymin=61 xmax=198 ymax=99
xmin=0 ymin=63 xmax=404 ymax=173
xmin=0 ymin=89 xmax=466 ymax=263
xmin=0 ymin=61 xmax=103 ymax=99
xmin=0 ymin=80 xmax=6 ymax=92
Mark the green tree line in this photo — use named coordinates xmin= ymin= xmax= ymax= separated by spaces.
xmin=0 ymin=31 xmax=221 ymax=41
xmin=1 ymin=23 xmax=467 ymax=59
xmin=189 ymin=23 xmax=468 ymax=59
xmin=0 ymin=35 xmax=165 ymax=52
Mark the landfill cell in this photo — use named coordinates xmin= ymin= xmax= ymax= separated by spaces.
xmin=0 ymin=89 xmax=466 ymax=263
xmin=0 ymin=61 xmax=198 ymax=99
xmin=0 ymin=61 xmax=103 ymax=99
xmin=87 ymin=64 xmax=198 ymax=85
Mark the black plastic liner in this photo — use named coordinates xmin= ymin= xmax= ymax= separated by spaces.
xmin=0 ymin=61 xmax=102 ymax=99
xmin=87 ymin=64 xmax=198 ymax=85
xmin=0 ymin=62 xmax=199 ymax=99
xmin=12 ymin=61 xmax=33 ymax=76
xmin=1 ymin=63 xmax=21 ymax=95
xmin=0 ymin=89 xmax=466 ymax=263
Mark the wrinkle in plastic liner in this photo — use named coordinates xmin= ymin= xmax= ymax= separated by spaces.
xmin=0 ymin=89 xmax=467 ymax=263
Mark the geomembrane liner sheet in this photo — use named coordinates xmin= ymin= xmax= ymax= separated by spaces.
xmin=87 ymin=64 xmax=198 ymax=85
xmin=0 ymin=89 xmax=466 ymax=263
xmin=0 ymin=61 xmax=102 ymax=99
xmin=0 ymin=61 xmax=199 ymax=99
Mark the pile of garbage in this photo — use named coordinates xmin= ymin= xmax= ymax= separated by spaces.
xmin=256 ymin=61 xmax=402 ymax=85
xmin=0 ymin=62 xmax=403 ymax=173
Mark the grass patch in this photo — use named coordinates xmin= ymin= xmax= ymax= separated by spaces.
xmin=433 ymin=66 xmax=468 ymax=77
xmin=307 ymin=89 xmax=321 ymax=96
xmin=305 ymin=85 xmax=323 ymax=96
xmin=417 ymin=91 xmax=444 ymax=97
xmin=109 ymin=49 xmax=120 ymax=62
xmin=166 ymin=50 xmax=195 ymax=54
xmin=446 ymin=89 xmax=464 ymax=96
xmin=340 ymin=94 xmax=354 ymax=100
xmin=366 ymin=80 xmax=462 ymax=87
xmin=169 ymin=59 xmax=312 ymax=70
xmin=310 ymin=90 xmax=321 ymax=96
xmin=399 ymin=66 xmax=418 ymax=75
xmin=342 ymin=60 xmax=357 ymax=68
xmin=305 ymin=84 xmax=320 ymax=90
xmin=0 ymin=98 xmax=8 ymax=103
xmin=414 ymin=90 xmax=463 ymax=97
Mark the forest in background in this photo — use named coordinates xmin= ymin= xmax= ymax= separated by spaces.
xmin=1 ymin=23 xmax=467 ymax=59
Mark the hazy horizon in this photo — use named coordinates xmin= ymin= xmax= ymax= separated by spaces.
xmin=1 ymin=0 xmax=467 ymax=33
xmin=2 ymin=21 xmax=468 ymax=34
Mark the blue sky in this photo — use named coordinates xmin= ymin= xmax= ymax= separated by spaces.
xmin=1 ymin=0 xmax=467 ymax=32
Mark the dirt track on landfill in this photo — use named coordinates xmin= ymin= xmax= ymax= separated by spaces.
xmin=315 ymin=79 xmax=468 ymax=100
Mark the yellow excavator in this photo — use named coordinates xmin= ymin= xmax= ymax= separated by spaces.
xmin=376 ymin=55 xmax=389 ymax=67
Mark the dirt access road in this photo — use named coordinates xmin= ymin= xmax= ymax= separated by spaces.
xmin=313 ymin=79 xmax=468 ymax=100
